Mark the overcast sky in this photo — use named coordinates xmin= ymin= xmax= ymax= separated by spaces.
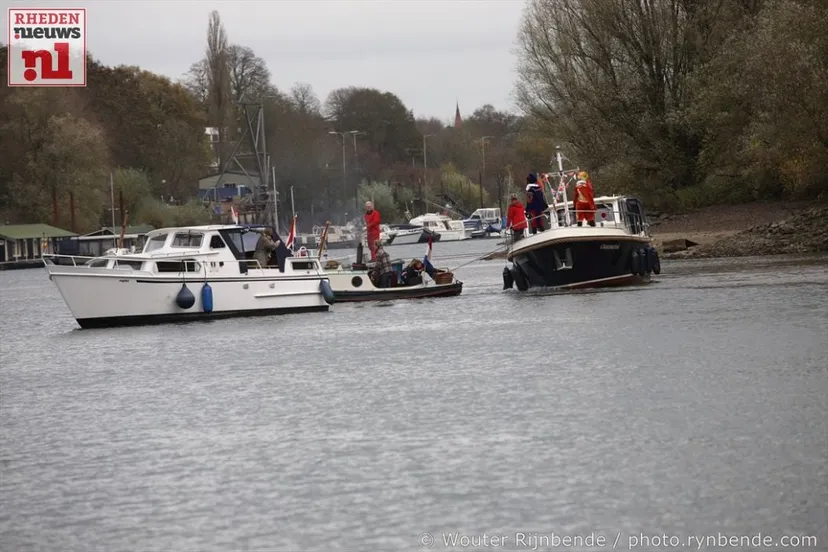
xmin=3 ymin=0 xmax=526 ymax=121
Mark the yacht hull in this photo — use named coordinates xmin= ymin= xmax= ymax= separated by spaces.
xmin=47 ymin=267 xmax=330 ymax=328
xmin=507 ymin=232 xmax=654 ymax=290
xmin=389 ymin=230 xmax=424 ymax=245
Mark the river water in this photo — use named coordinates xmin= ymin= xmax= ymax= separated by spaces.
xmin=1 ymin=242 xmax=826 ymax=552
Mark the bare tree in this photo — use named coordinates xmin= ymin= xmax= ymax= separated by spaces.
xmin=182 ymin=59 xmax=208 ymax=104
xmin=227 ymin=45 xmax=271 ymax=102
xmin=205 ymin=10 xmax=232 ymax=168
xmin=515 ymin=0 xmax=756 ymax=190
xmin=290 ymin=83 xmax=321 ymax=115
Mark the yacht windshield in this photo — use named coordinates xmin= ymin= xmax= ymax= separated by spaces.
xmin=144 ymin=234 xmax=168 ymax=252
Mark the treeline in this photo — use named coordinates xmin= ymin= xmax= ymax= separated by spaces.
xmin=2 ymin=1 xmax=824 ymax=233
xmin=517 ymin=0 xmax=828 ymax=208
xmin=0 ymin=46 xmax=215 ymax=232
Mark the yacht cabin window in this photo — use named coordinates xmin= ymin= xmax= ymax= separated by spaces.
xmin=171 ymin=232 xmax=204 ymax=248
xmin=209 ymin=235 xmax=226 ymax=249
xmin=156 ymin=259 xmax=201 ymax=273
xmin=114 ymin=260 xmax=144 ymax=270
xmin=144 ymin=234 xmax=168 ymax=252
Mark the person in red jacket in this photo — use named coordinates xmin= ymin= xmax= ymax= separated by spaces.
xmin=574 ymin=171 xmax=596 ymax=227
xmin=364 ymin=201 xmax=381 ymax=260
xmin=506 ymin=193 xmax=528 ymax=242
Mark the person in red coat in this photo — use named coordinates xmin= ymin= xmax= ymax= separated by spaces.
xmin=506 ymin=193 xmax=528 ymax=242
xmin=574 ymin=171 xmax=596 ymax=227
xmin=364 ymin=201 xmax=381 ymax=260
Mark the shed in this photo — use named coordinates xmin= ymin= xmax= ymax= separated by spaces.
xmin=198 ymin=170 xmax=261 ymax=191
xmin=0 ymin=224 xmax=78 ymax=262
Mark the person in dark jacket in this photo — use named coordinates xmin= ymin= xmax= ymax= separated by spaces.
xmin=525 ymin=174 xmax=549 ymax=234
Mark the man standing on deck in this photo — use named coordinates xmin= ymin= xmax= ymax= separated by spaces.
xmin=254 ymin=227 xmax=280 ymax=268
xmin=506 ymin=193 xmax=528 ymax=242
xmin=364 ymin=201 xmax=381 ymax=261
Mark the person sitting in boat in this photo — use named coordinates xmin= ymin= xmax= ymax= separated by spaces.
xmin=525 ymin=174 xmax=549 ymax=234
xmin=254 ymin=227 xmax=280 ymax=268
xmin=402 ymin=259 xmax=425 ymax=286
xmin=574 ymin=171 xmax=596 ymax=227
xmin=364 ymin=201 xmax=381 ymax=261
xmin=506 ymin=193 xmax=528 ymax=242
xmin=371 ymin=242 xmax=396 ymax=288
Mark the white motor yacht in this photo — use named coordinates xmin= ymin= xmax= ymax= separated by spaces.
xmin=408 ymin=213 xmax=470 ymax=242
xmin=43 ymin=225 xmax=333 ymax=328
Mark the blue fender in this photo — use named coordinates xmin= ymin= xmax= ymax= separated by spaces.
xmin=649 ymin=247 xmax=661 ymax=275
xmin=512 ymin=267 xmax=529 ymax=292
xmin=201 ymin=282 xmax=213 ymax=313
xmin=502 ymin=266 xmax=514 ymax=290
xmin=630 ymin=249 xmax=641 ymax=276
xmin=176 ymin=283 xmax=195 ymax=309
xmin=319 ymin=279 xmax=335 ymax=305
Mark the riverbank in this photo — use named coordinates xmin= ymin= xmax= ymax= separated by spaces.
xmin=652 ymin=201 xmax=828 ymax=259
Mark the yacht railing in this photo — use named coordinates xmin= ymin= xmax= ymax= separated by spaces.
xmin=504 ymin=209 xmax=649 ymax=243
xmin=41 ymin=253 xmax=329 ymax=274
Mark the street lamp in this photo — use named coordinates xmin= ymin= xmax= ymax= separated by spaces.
xmin=329 ymin=130 xmax=362 ymax=216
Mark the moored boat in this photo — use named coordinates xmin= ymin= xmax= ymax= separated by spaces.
xmin=43 ymin=224 xmax=333 ymax=329
xmin=504 ymin=148 xmax=661 ymax=291
xmin=463 ymin=208 xmax=503 ymax=238
xmin=409 ymin=213 xmax=470 ymax=242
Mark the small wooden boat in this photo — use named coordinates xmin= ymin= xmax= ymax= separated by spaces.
xmin=324 ymin=260 xmax=462 ymax=302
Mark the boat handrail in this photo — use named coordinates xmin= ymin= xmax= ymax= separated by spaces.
xmin=41 ymin=253 xmax=327 ymax=272
xmin=509 ymin=208 xmax=649 ymax=236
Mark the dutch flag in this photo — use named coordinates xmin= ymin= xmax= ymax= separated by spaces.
xmin=285 ymin=215 xmax=297 ymax=251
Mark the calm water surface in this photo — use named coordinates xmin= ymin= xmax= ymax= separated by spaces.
xmin=1 ymin=242 xmax=826 ymax=552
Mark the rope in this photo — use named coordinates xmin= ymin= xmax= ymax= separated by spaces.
xmin=444 ymin=210 xmax=552 ymax=272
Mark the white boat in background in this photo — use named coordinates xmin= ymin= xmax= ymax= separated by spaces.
xmin=463 ymin=208 xmax=503 ymax=238
xmin=43 ymin=225 xmax=333 ymax=329
xmin=386 ymin=224 xmax=423 ymax=245
xmin=314 ymin=225 xmax=358 ymax=250
xmin=409 ymin=213 xmax=470 ymax=242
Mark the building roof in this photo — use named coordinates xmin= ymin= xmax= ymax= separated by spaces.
xmin=82 ymin=225 xmax=155 ymax=237
xmin=198 ymin=170 xmax=262 ymax=181
xmin=0 ymin=223 xmax=77 ymax=240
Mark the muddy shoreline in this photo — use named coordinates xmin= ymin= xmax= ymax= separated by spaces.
xmin=652 ymin=202 xmax=828 ymax=259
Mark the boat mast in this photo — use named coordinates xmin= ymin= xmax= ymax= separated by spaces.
xmin=555 ymin=146 xmax=571 ymax=226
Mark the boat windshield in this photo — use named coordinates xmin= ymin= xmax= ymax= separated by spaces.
xmin=144 ymin=234 xmax=168 ymax=252
xmin=171 ymin=232 xmax=203 ymax=248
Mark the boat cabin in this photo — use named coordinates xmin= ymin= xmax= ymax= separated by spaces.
xmin=410 ymin=213 xmax=465 ymax=232
xmin=551 ymin=196 xmax=650 ymax=235
xmin=466 ymin=208 xmax=501 ymax=223
xmin=80 ymin=225 xmax=321 ymax=275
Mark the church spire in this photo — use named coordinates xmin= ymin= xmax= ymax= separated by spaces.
xmin=454 ymin=101 xmax=462 ymax=128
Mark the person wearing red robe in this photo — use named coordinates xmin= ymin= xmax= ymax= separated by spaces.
xmin=506 ymin=193 xmax=528 ymax=242
xmin=364 ymin=201 xmax=381 ymax=260
xmin=574 ymin=171 xmax=596 ymax=227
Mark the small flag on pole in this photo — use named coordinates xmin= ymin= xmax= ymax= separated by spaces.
xmin=285 ymin=215 xmax=297 ymax=250
xmin=230 ymin=205 xmax=239 ymax=225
